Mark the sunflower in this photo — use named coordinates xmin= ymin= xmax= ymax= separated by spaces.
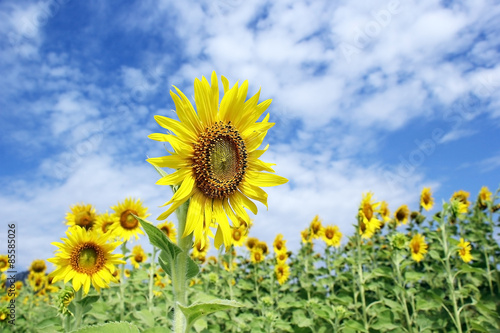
xmin=273 ymin=234 xmax=287 ymax=254
xmin=420 ymin=188 xmax=434 ymax=211
xmin=157 ymin=221 xmax=177 ymax=244
xmin=409 ymin=234 xmax=428 ymax=262
xmin=246 ymin=237 xmax=259 ymax=251
xmin=275 ymin=263 xmax=290 ymax=285
xmin=309 ymin=216 xmax=323 ymax=239
xmin=192 ymin=238 xmax=209 ymax=263
xmin=322 ymin=225 xmax=342 ymax=247
xmin=48 ymin=226 xmax=125 ymax=294
xmin=0 ymin=255 xmax=8 ymax=272
xmin=147 ymin=72 xmax=288 ymax=250
xmin=359 ymin=192 xmax=382 ymax=238
xmin=394 ymin=205 xmax=410 ymax=226
xmin=451 ymin=190 xmax=470 ymax=210
xmin=110 ymin=198 xmax=150 ymax=242
xmin=478 ymin=186 xmax=492 ymax=210
xmin=130 ymin=245 xmax=147 ymax=269
xmin=28 ymin=272 xmax=47 ymax=291
xmin=276 ymin=251 xmax=288 ymax=264
xmin=457 ymin=238 xmax=473 ymax=263
xmin=65 ymin=203 xmax=97 ymax=230
xmin=301 ymin=229 xmax=313 ymax=243
xmin=250 ymin=248 xmax=265 ymax=264
xmin=256 ymin=241 xmax=269 ymax=255
xmin=29 ymin=259 xmax=47 ymax=274
xmin=230 ymin=226 xmax=248 ymax=247
xmin=379 ymin=201 xmax=391 ymax=225
xmin=95 ymin=212 xmax=118 ymax=236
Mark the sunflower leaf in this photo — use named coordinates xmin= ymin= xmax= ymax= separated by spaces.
xmin=178 ymin=299 xmax=243 ymax=331
xmin=186 ymin=256 xmax=200 ymax=280
xmin=158 ymin=251 xmax=172 ymax=277
xmin=72 ymin=321 xmax=140 ymax=333
xmin=135 ymin=214 xmax=182 ymax=261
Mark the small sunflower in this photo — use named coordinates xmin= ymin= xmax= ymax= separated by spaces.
xmin=322 ymin=225 xmax=342 ymax=247
xmin=301 ymin=229 xmax=313 ymax=243
xmin=246 ymin=237 xmax=259 ymax=251
xmin=394 ymin=205 xmax=410 ymax=226
xmin=359 ymin=192 xmax=382 ymax=238
xmin=48 ymin=226 xmax=125 ymax=294
xmin=192 ymin=238 xmax=209 ymax=263
xmin=256 ymin=241 xmax=269 ymax=255
xmin=230 ymin=226 xmax=248 ymax=247
xmin=420 ymin=188 xmax=434 ymax=211
xmin=457 ymin=238 xmax=473 ymax=263
xmin=130 ymin=245 xmax=147 ymax=269
xmin=65 ymin=203 xmax=97 ymax=230
xmin=451 ymin=190 xmax=470 ymax=210
xmin=0 ymin=255 xmax=9 ymax=272
xmin=157 ymin=221 xmax=177 ymax=244
xmin=250 ymin=247 xmax=265 ymax=264
xmin=29 ymin=259 xmax=47 ymax=274
xmin=110 ymin=198 xmax=150 ymax=242
xmin=309 ymin=216 xmax=323 ymax=239
xmin=95 ymin=212 xmax=118 ymax=236
xmin=379 ymin=201 xmax=391 ymax=225
xmin=147 ymin=72 xmax=288 ymax=250
xmin=273 ymin=234 xmax=287 ymax=254
xmin=276 ymin=251 xmax=288 ymax=264
xmin=409 ymin=234 xmax=428 ymax=262
xmin=478 ymin=186 xmax=492 ymax=210
xmin=275 ymin=263 xmax=290 ymax=285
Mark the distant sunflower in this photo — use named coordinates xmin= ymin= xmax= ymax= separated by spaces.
xmin=0 ymin=255 xmax=9 ymax=273
xmin=192 ymin=238 xmax=209 ymax=263
xmin=273 ymin=234 xmax=287 ymax=254
xmin=309 ymin=216 xmax=323 ymax=239
xmin=65 ymin=203 xmax=97 ymax=230
xmin=379 ymin=201 xmax=391 ymax=225
xmin=409 ymin=234 xmax=428 ymax=262
xmin=478 ymin=186 xmax=492 ymax=210
xmin=322 ymin=225 xmax=342 ymax=247
xmin=301 ymin=229 xmax=313 ymax=244
xmin=130 ymin=245 xmax=147 ymax=269
xmin=451 ymin=190 xmax=470 ymax=210
xmin=276 ymin=251 xmax=288 ymax=264
xmin=48 ymin=226 xmax=125 ymax=294
xmin=157 ymin=221 xmax=177 ymax=244
xmin=230 ymin=226 xmax=247 ymax=247
xmin=29 ymin=259 xmax=46 ymax=274
xmin=420 ymin=188 xmax=434 ymax=211
xmin=110 ymin=198 xmax=150 ymax=242
xmin=246 ymin=237 xmax=259 ymax=251
xmin=95 ymin=212 xmax=117 ymax=236
xmin=394 ymin=205 xmax=410 ymax=226
xmin=275 ymin=263 xmax=290 ymax=285
xmin=457 ymin=238 xmax=473 ymax=263
xmin=359 ymin=192 xmax=382 ymax=238
xmin=147 ymin=72 xmax=288 ymax=250
xmin=250 ymin=248 xmax=265 ymax=264
xmin=256 ymin=241 xmax=269 ymax=255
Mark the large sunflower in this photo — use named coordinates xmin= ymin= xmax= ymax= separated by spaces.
xmin=65 ymin=203 xmax=97 ymax=230
xmin=48 ymin=226 xmax=125 ymax=294
xmin=147 ymin=72 xmax=288 ymax=249
xmin=109 ymin=198 xmax=150 ymax=241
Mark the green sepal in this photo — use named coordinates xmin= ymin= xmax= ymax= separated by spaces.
xmin=178 ymin=299 xmax=243 ymax=331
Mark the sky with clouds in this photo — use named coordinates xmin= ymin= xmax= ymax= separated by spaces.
xmin=1 ymin=0 xmax=499 ymax=271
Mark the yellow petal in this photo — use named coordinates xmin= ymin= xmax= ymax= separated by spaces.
xmin=147 ymin=155 xmax=190 ymax=169
xmin=239 ymin=181 xmax=268 ymax=208
xmin=246 ymin=171 xmax=288 ymax=187
xmin=156 ymin=168 xmax=191 ymax=186
xmin=154 ymin=115 xmax=198 ymax=143
xmin=171 ymin=88 xmax=203 ymax=134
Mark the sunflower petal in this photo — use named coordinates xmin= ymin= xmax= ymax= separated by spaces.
xmin=147 ymin=155 xmax=190 ymax=169
xmin=154 ymin=115 xmax=198 ymax=143
xmin=156 ymin=168 xmax=191 ymax=186
xmin=246 ymin=171 xmax=288 ymax=187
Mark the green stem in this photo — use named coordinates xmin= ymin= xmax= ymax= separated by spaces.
xmin=356 ymin=233 xmax=369 ymax=331
xmin=119 ymin=241 xmax=127 ymax=321
xmin=172 ymin=200 xmax=192 ymax=333
xmin=74 ymin=288 xmax=83 ymax=330
xmin=394 ymin=255 xmax=413 ymax=333
xmin=440 ymin=216 xmax=463 ymax=333
xmin=148 ymin=246 xmax=158 ymax=311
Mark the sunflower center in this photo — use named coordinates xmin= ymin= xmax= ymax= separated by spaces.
xmin=396 ymin=210 xmax=406 ymax=221
xmin=326 ymin=229 xmax=334 ymax=239
xmin=363 ymin=204 xmax=373 ymax=221
xmin=135 ymin=254 xmax=144 ymax=263
xmin=120 ymin=210 xmax=139 ymax=229
xmin=193 ymin=122 xmax=247 ymax=199
xmin=161 ymin=226 xmax=170 ymax=237
xmin=233 ymin=230 xmax=241 ymax=241
xmin=102 ymin=221 xmax=113 ymax=233
xmin=412 ymin=242 xmax=420 ymax=254
xmin=71 ymin=243 xmax=105 ymax=274
xmin=0 ymin=261 xmax=6 ymax=269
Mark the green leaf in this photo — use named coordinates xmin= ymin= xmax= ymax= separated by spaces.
xmin=178 ymin=299 xmax=243 ymax=330
xmin=37 ymin=317 xmax=60 ymax=329
xmin=405 ymin=271 xmax=424 ymax=282
xmin=73 ymin=322 xmax=140 ymax=333
xmin=158 ymin=251 xmax=172 ymax=277
xmin=136 ymin=215 xmax=182 ymax=260
xmin=143 ymin=328 xmax=171 ymax=333
xmin=133 ymin=309 xmax=155 ymax=328
xmin=151 ymin=163 xmax=169 ymax=178
xmin=344 ymin=320 xmax=367 ymax=332
xmin=469 ymin=322 xmax=490 ymax=333
xmin=291 ymin=310 xmax=314 ymax=328
xmin=77 ymin=295 xmax=100 ymax=308
xmin=186 ymin=255 xmax=200 ymax=280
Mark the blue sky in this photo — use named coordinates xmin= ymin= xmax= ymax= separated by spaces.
xmin=1 ymin=0 xmax=499 ymax=271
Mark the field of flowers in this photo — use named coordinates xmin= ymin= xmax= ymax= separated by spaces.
xmin=1 ymin=73 xmax=499 ymax=332
xmin=1 ymin=187 xmax=499 ymax=333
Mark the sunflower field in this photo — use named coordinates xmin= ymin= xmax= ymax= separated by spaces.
xmin=1 ymin=73 xmax=500 ymax=332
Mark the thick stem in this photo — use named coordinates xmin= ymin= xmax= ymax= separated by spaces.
xmin=74 ymin=288 xmax=83 ymax=330
xmin=394 ymin=257 xmax=413 ymax=333
xmin=356 ymin=233 xmax=369 ymax=331
xmin=172 ymin=200 xmax=192 ymax=333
